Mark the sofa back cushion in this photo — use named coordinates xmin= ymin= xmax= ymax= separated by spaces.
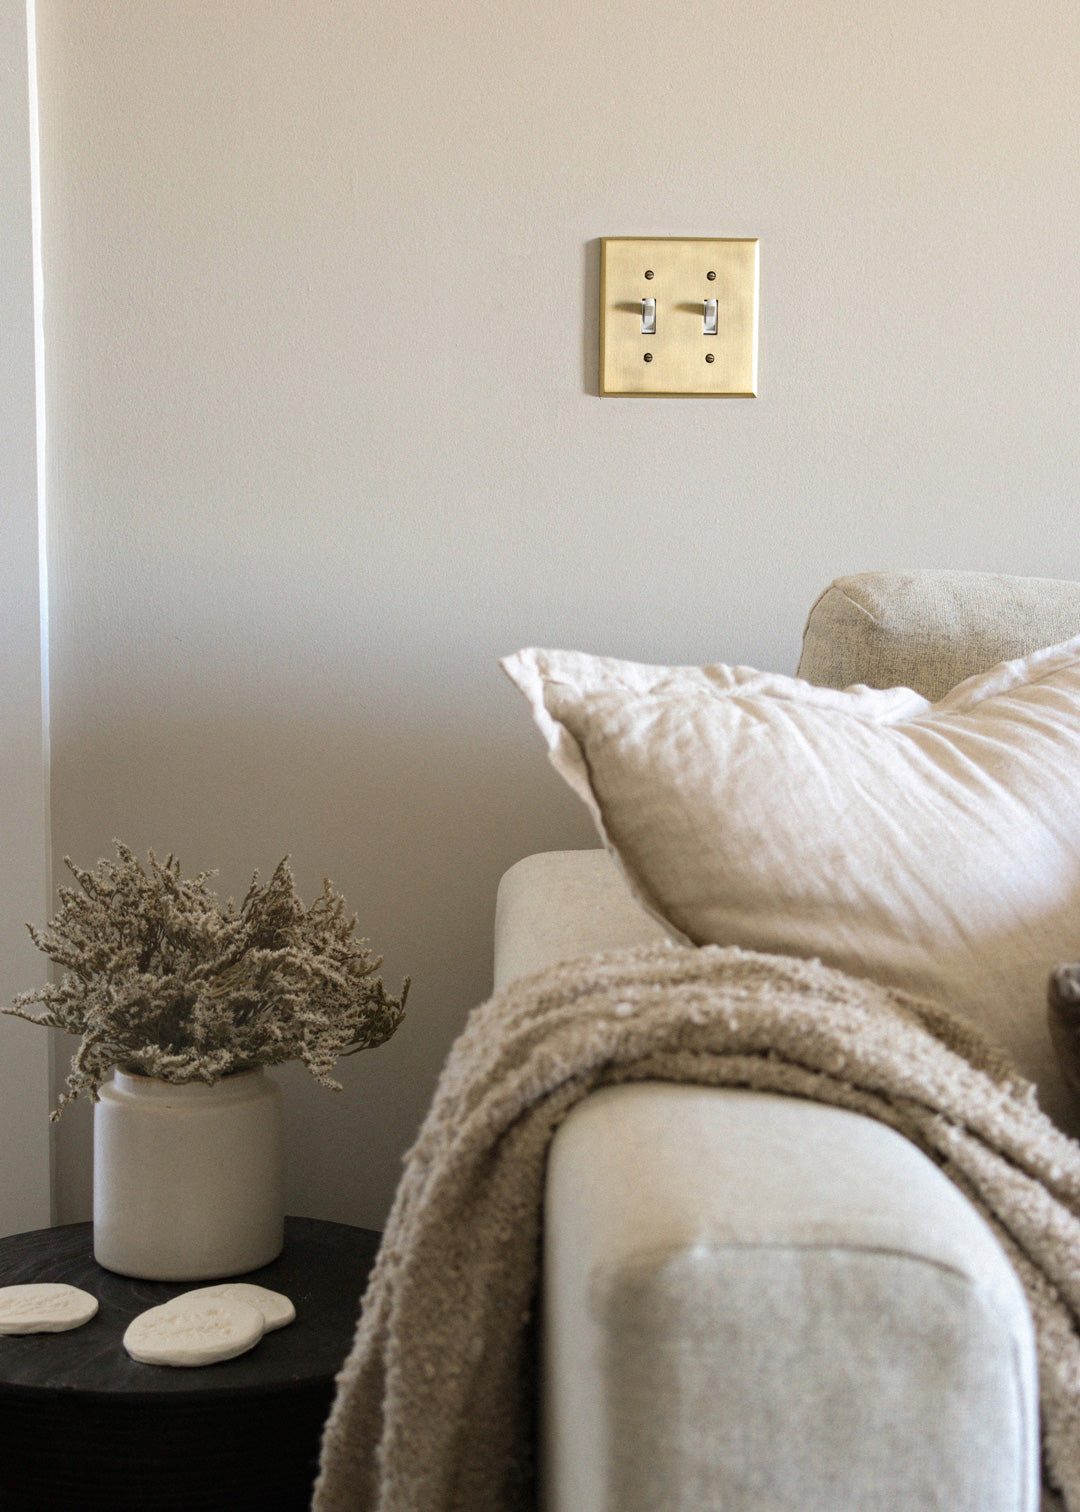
xmin=798 ymin=570 xmax=1080 ymax=701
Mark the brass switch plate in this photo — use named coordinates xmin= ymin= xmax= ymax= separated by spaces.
xmin=599 ymin=237 xmax=758 ymax=396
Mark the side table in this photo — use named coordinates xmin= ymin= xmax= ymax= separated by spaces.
xmin=0 ymin=1217 xmax=379 ymax=1512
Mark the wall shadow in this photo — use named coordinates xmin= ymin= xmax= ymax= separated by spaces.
xmin=47 ymin=694 xmax=598 ymax=1229
xmin=582 ymin=238 xmax=602 ymax=397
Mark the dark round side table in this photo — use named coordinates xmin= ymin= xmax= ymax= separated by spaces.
xmin=0 ymin=1217 xmax=379 ymax=1512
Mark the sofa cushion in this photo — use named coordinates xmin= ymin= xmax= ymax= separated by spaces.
xmin=501 ymin=638 xmax=1080 ymax=1133
xmin=798 ymin=570 xmax=1080 ymax=702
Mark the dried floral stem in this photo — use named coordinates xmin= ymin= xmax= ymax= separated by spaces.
xmin=2 ymin=842 xmax=408 ymax=1120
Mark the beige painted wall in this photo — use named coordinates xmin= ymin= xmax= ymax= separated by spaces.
xmin=1 ymin=0 xmax=51 ymax=1238
xmin=33 ymin=0 xmax=1080 ymax=1228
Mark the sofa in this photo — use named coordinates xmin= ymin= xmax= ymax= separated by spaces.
xmin=494 ymin=570 xmax=1080 ymax=1512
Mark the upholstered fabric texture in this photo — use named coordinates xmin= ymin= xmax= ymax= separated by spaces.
xmin=493 ymin=849 xmax=668 ymax=992
xmin=313 ymin=945 xmax=1080 ymax=1512
xmin=501 ymin=638 xmax=1080 ymax=1134
xmin=545 ymin=1084 xmax=1037 ymax=1512
xmin=798 ymin=570 xmax=1080 ymax=702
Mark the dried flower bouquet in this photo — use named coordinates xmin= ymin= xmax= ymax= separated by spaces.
xmin=2 ymin=842 xmax=409 ymax=1120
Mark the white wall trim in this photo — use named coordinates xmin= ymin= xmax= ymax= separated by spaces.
xmin=0 ymin=0 xmax=52 ymax=1238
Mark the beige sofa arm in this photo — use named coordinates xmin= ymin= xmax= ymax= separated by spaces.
xmin=493 ymin=851 xmax=1041 ymax=1512
xmin=543 ymin=1083 xmax=1038 ymax=1512
xmin=493 ymin=849 xmax=669 ymax=993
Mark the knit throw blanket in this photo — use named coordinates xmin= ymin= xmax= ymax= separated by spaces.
xmin=312 ymin=943 xmax=1080 ymax=1512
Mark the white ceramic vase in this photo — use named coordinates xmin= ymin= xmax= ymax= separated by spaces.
xmin=93 ymin=1066 xmax=284 ymax=1281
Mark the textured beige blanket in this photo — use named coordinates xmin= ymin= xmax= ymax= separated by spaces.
xmin=313 ymin=944 xmax=1080 ymax=1512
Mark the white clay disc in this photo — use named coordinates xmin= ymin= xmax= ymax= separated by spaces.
xmin=123 ymin=1293 xmax=265 ymax=1367
xmin=178 ymin=1282 xmax=296 ymax=1332
xmin=0 ymin=1283 xmax=99 ymax=1335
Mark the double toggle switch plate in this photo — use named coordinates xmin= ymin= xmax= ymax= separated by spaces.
xmin=599 ymin=237 xmax=759 ymax=396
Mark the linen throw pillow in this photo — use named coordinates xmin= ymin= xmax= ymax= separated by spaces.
xmin=501 ymin=639 xmax=1080 ymax=1136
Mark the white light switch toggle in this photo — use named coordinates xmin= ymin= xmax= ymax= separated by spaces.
xmin=703 ymin=298 xmax=718 ymax=336
xmin=641 ymin=297 xmax=656 ymax=335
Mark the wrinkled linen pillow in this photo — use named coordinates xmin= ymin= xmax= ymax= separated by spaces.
xmin=501 ymin=639 xmax=1080 ymax=1135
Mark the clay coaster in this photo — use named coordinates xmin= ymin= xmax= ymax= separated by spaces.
xmin=0 ymin=1283 xmax=99 ymax=1335
xmin=179 ymin=1282 xmax=296 ymax=1332
xmin=123 ymin=1293 xmax=265 ymax=1367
